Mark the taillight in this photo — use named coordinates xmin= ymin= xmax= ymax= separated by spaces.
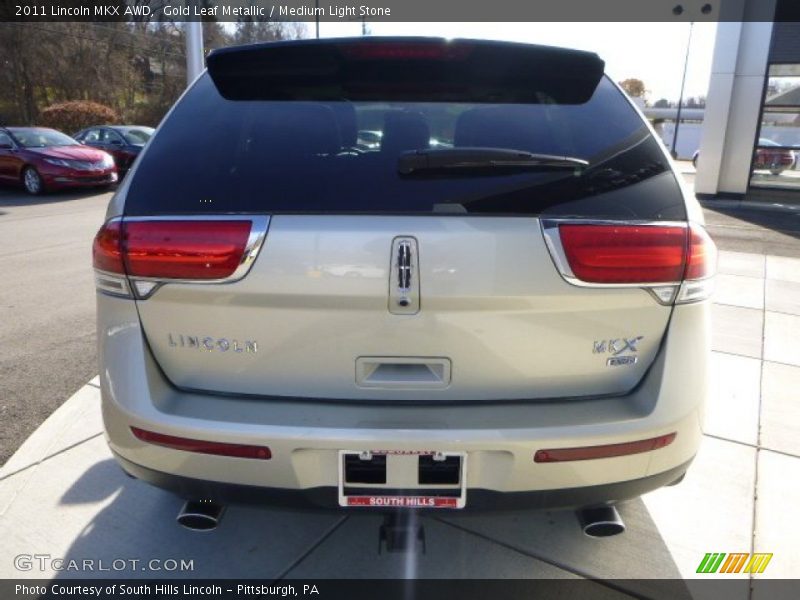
xmin=131 ymin=427 xmax=271 ymax=460
xmin=534 ymin=433 xmax=677 ymax=463
xmin=92 ymin=217 xmax=268 ymax=299
xmin=684 ymin=223 xmax=716 ymax=280
xmin=92 ymin=220 xmax=124 ymax=274
xmin=124 ymin=220 xmax=252 ymax=279
xmin=543 ymin=220 xmax=717 ymax=304
xmin=676 ymin=223 xmax=717 ymax=303
xmin=558 ymin=224 xmax=687 ymax=284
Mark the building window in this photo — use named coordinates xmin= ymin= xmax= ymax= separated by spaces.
xmin=750 ymin=64 xmax=800 ymax=189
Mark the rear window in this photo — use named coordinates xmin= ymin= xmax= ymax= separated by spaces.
xmin=122 ymin=128 xmax=154 ymax=145
xmin=125 ymin=48 xmax=685 ymax=220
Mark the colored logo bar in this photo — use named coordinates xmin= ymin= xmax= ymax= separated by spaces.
xmin=696 ymin=553 xmax=773 ymax=574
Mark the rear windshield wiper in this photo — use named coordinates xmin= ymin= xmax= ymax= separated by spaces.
xmin=398 ymin=148 xmax=589 ymax=176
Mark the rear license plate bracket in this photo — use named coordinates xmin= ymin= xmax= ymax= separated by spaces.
xmin=338 ymin=450 xmax=467 ymax=509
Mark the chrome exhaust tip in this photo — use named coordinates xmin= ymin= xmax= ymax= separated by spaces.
xmin=576 ymin=505 xmax=625 ymax=538
xmin=177 ymin=500 xmax=225 ymax=532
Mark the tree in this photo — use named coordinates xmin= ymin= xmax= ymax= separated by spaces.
xmin=0 ymin=21 xmax=304 ymax=127
xmin=653 ymin=98 xmax=671 ymax=108
xmin=0 ymin=22 xmax=185 ymax=125
xmin=232 ymin=19 xmax=305 ymax=46
xmin=685 ymin=96 xmax=706 ymax=108
xmin=618 ymin=78 xmax=647 ymax=99
xmin=39 ymin=101 xmax=119 ymax=132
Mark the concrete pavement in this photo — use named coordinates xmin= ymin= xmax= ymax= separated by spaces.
xmin=1 ymin=248 xmax=797 ymax=591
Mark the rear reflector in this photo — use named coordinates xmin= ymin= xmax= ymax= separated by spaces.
xmin=131 ymin=427 xmax=271 ymax=460
xmin=534 ymin=433 xmax=677 ymax=463
xmin=558 ymin=224 xmax=687 ymax=284
xmin=124 ymin=220 xmax=252 ymax=279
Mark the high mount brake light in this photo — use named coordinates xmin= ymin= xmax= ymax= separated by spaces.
xmin=337 ymin=42 xmax=474 ymax=61
xmin=543 ymin=221 xmax=717 ymax=304
xmin=92 ymin=217 xmax=268 ymax=299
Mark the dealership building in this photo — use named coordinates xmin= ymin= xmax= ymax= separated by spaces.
xmin=696 ymin=0 xmax=800 ymax=201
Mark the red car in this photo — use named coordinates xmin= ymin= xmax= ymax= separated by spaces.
xmin=693 ymin=137 xmax=796 ymax=175
xmin=752 ymin=138 xmax=796 ymax=174
xmin=0 ymin=127 xmax=118 ymax=195
xmin=73 ymin=125 xmax=154 ymax=178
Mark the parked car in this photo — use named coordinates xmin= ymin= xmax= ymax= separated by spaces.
xmin=94 ymin=38 xmax=716 ymax=535
xmin=693 ymin=137 xmax=795 ymax=175
xmin=0 ymin=127 xmax=117 ymax=195
xmin=73 ymin=126 xmax=154 ymax=177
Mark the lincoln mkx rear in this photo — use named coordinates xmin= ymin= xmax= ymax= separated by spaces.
xmin=94 ymin=38 xmax=715 ymax=537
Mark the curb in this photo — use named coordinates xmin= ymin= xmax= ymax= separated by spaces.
xmin=700 ymin=198 xmax=800 ymax=215
xmin=0 ymin=378 xmax=103 ymax=515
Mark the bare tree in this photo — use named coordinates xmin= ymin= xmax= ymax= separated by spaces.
xmin=232 ymin=19 xmax=306 ymax=45
xmin=0 ymin=20 xmax=304 ymax=127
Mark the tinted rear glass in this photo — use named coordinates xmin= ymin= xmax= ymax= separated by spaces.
xmin=125 ymin=73 xmax=685 ymax=220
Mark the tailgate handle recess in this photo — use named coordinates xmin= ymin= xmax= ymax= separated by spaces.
xmin=356 ymin=357 xmax=451 ymax=389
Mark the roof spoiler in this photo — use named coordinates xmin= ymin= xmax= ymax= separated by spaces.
xmin=206 ymin=37 xmax=605 ymax=104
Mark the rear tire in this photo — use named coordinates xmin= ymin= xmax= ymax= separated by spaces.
xmin=22 ymin=167 xmax=44 ymax=195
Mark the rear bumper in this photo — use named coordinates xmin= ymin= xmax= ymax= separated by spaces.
xmin=114 ymin=450 xmax=692 ymax=512
xmin=99 ymin=293 xmax=709 ymax=507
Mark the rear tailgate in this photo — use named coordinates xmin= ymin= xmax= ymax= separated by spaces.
xmin=115 ymin=38 xmax=692 ymax=402
xmin=135 ymin=215 xmax=672 ymax=400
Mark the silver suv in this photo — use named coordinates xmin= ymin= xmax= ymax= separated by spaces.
xmin=94 ymin=38 xmax=715 ymax=533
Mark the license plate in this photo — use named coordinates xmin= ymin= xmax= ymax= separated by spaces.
xmin=337 ymin=450 xmax=467 ymax=509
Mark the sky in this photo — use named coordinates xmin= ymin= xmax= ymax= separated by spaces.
xmin=310 ymin=22 xmax=718 ymax=103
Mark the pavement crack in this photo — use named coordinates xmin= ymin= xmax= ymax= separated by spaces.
xmin=701 ymin=432 xmax=800 ymax=460
xmin=433 ymin=517 xmax=646 ymax=598
xmin=748 ymin=261 xmax=768 ymax=600
xmin=0 ymin=432 xmax=104 ymax=483
xmin=272 ymin=515 xmax=349 ymax=581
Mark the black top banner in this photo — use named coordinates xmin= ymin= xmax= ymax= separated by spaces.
xmin=0 ymin=0 xmax=792 ymax=23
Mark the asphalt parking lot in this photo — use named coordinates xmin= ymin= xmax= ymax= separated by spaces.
xmin=0 ymin=187 xmax=113 ymax=466
xmin=0 ymin=171 xmax=799 ymax=589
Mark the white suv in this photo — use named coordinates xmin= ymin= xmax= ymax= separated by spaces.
xmin=93 ymin=38 xmax=715 ymax=534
